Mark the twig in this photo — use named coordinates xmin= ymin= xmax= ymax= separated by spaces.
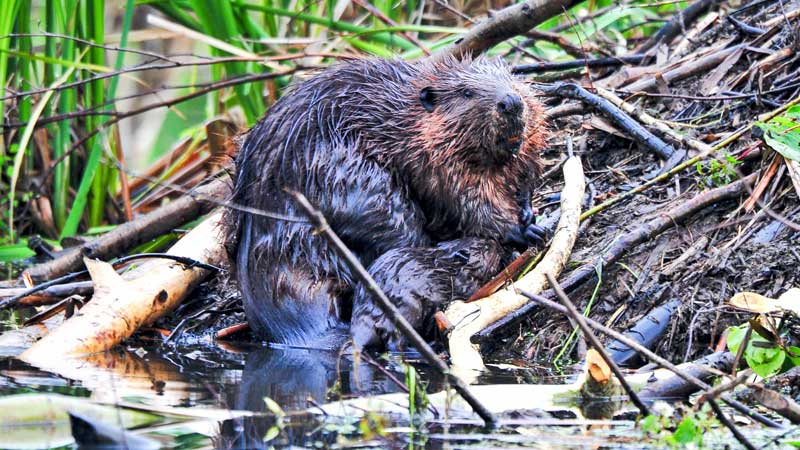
xmin=546 ymin=273 xmax=651 ymax=417
xmin=2 ymin=252 xmax=223 ymax=310
xmin=351 ymin=0 xmax=430 ymax=55
xmin=289 ymin=191 xmax=497 ymax=427
xmin=706 ymin=398 xmax=758 ymax=450
xmin=514 ymin=55 xmax=646 ymax=74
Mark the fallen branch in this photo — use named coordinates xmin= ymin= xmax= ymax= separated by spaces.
xmin=23 ymin=179 xmax=229 ymax=282
xmin=432 ymin=0 xmax=584 ymax=61
xmin=21 ymin=211 xmax=226 ymax=363
xmin=444 ymin=155 xmax=585 ymax=375
xmin=513 ymin=55 xmax=646 ymax=74
xmin=289 ymin=192 xmax=497 ymax=427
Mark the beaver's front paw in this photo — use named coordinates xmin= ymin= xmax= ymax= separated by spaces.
xmin=505 ymin=222 xmax=547 ymax=249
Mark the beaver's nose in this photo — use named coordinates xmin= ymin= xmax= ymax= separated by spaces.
xmin=497 ymin=93 xmax=523 ymax=115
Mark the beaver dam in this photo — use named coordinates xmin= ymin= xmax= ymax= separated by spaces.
xmin=1 ymin=0 xmax=799 ymax=448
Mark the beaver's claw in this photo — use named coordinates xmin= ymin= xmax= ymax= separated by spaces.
xmin=506 ymin=223 xmax=547 ymax=249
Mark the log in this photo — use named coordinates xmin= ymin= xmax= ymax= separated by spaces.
xmin=21 ymin=211 xmax=226 ymax=363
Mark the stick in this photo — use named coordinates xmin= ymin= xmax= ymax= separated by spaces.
xmin=289 ymin=191 xmax=497 ymax=427
xmin=513 ymin=55 xmax=646 ymax=74
xmin=431 ymin=0 xmax=585 ymax=61
xmin=23 ymin=179 xmax=229 ymax=282
xmin=546 ymin=273 xmax=651 ymax=417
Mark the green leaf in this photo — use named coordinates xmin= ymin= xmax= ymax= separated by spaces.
xmin=262 ymin=396 xmax=285 ymax=419
xmin=671 ymin=416 xmax=701 ymax=446
xmin=745 ymin=342 xmax=785 ymax=378
xmin=725 ymin=325 xmax=747 ymax=354
xmin=785 ymin=346 xmax=800 ymax=367
xmin=755 ymin=109 xmax=800 ymax=162
xmin=0 ymin=243 xmax=35 ymax=262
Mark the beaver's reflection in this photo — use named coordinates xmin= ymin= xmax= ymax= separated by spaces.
xmin=217 ymin=345 xmax=402 ymax=449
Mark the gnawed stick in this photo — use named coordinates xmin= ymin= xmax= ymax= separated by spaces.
xmin=21 ymin=211 xmax=225 ymax=364
xmin=289 ymin=192 xmax=497 ymax=427
xmin=444 ymin=155 xmax=585 ymax=376
xmin=546 ymin=273 xmax=651 ymax=417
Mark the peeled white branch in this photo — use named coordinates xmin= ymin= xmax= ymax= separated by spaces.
xmin=21 ymin=212 xmax=226 ymax=366
xmin=444 ymin=156 xmax=585 ymax=377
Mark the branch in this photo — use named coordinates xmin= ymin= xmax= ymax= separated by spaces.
xmin=430 ymin=0 xmax=584 ymax=61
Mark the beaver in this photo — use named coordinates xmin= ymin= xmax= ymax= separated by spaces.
xmin=225 ymin=55 xmax=547 ymax=349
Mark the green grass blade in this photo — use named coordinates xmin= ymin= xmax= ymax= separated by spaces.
xmin=0 ymin=0 xmax=22 ymax=156
xmin=9 ymin=63 xmax=78 ymax=241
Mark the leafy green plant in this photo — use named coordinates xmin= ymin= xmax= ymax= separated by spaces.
xmin=695 ymin=153 xmax=741 ymax=187
xmin=640 ymin=407 xmax=717 ymax=449
xmin=405 ymin=363 xmax=429 ymax=425
xmin=726 ymin=323 xmax=800 ymax=379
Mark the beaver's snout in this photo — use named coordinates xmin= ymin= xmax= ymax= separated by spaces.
xmin=497 ymin=92 xmax=523 ymax=116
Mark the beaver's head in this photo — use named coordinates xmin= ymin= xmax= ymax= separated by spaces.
xmin=414 ymin=56 xmax=545 ymax=168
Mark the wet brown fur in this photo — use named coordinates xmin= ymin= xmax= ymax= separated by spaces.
xmin=224 ymin=55 xmax=547 ymax=348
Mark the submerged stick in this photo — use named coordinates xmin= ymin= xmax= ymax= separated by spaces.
xmin=289 ymin=192 xmax=497 ymax=427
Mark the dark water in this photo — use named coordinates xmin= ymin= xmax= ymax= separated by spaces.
xmin=0 ymin=333 xmax=584 ymax=449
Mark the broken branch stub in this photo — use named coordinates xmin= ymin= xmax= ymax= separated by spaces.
xmin=444 ymin=155 xmax=585 ymax=376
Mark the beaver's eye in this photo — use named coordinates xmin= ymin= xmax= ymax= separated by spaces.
xmin=463 ymin=89 xmax=474 ymax=99
xmin=419 ymin=87 xmax=436 ymax=112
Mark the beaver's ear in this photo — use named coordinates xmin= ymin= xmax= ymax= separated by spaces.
xmin=419 ymin=87 xmax=436 ymax=112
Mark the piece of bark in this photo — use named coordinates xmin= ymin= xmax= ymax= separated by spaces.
xmin=21 ymin=211 xmax=225 ymax=362
xmin=444 ymin=155 xmax=585 ymax=376
xmin=24 ymin=179 xmax=229 ymax=283
xmin=638 ymin=351 xmax=735 ymax=400
xmin=748 ymin=385 xmax=800 ymax=424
